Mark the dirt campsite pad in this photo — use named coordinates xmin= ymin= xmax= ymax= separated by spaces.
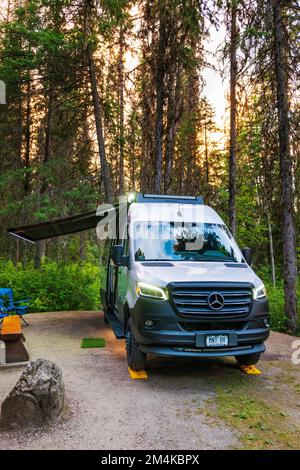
xmin=0 ymin=311 xmax=300 ymax=450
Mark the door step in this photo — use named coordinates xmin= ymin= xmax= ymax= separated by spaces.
xmin=105 ymin=309 xmax=124 ymax=339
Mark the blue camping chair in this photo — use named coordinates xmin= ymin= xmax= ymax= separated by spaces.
xmin=0 ymin=288 xmax=31 ymax=326
xmin=0 ymin=297 xmax=8 ymax=328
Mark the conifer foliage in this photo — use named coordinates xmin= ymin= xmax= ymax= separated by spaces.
xmin=0 ymin=0 xmax=298 ymax=331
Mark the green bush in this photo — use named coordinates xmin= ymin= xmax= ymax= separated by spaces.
xmin=263 ymin=281 xmax=300 ymax=334
xmin=258 ymin=266 xmax=300 ymax=334
xmin=0 ymin=260 xmax=100 ymax=312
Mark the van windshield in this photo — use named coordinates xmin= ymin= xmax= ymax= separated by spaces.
xmin=132 ymin=221 xmax=244 ymax=263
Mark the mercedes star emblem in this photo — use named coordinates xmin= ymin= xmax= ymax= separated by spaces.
xmin=208 ymin=292 xmax=225 ymax=310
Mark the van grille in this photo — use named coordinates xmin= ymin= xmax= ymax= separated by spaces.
xmin=169 ymin=282 xmax=253 ymax=319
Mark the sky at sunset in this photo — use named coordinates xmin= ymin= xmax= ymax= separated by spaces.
xmin=203 ymin=24 xmax=228 ymax=129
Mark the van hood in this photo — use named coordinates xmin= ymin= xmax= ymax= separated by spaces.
xmin=134 ymin=262 xmax=262 ymax=288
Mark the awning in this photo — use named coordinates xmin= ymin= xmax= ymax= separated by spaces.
xmin=8 ymin=207 xmax=117 ymax=243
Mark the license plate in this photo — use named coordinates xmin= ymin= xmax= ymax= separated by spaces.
xmin=206 ymin=334 xmax=229 ymax=347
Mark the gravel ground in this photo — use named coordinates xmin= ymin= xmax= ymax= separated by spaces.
xmin=0 ymin=311 xmax=299 ymax=450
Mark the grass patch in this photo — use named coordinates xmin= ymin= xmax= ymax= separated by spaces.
xmin=205 ymin=368 xmax=300 ymax=450
xmin=81 ymin=338 xmax=106 ymax=348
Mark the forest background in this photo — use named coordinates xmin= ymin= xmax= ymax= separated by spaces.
xmin=0 ymin=0 xmax=299 ymax=333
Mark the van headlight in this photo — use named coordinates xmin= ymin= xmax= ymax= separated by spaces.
xmin=253 ymin=284 xmax=267 ymax=300
xmin=136 ymin=282 xmax=168 ymax=300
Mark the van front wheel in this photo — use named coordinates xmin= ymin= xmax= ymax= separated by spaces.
xmin=235 ymin=352 xmax=261 ymax=366
xmin=126 ymin=318 xmax=147 ymax=371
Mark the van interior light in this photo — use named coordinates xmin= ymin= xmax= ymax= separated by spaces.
xmin=136 ymin=282 xmax=168 ymax=300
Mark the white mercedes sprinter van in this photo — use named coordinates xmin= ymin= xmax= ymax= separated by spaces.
xmin=100 ymin=193 xmax=270 ymax=370
xmin=8 ymin=192 xmax=270 ymax=371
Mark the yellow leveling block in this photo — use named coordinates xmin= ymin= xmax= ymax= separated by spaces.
xmin=240 ymin=364 xmax=262 ymax=375
xmin=128 ymin=367 xmax=148 ymax=379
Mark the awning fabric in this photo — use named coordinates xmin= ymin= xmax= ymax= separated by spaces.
xmin=8 ymin=207 xmax=117 ymax=243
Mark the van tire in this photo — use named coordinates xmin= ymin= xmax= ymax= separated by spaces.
xmin=235 ymin=352 xmax=261 ymax=366
xmin=126 ymin=318 xmax=147 ymax=371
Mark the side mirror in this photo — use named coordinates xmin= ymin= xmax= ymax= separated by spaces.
xmin=111 ymin=245 xmax=129 ymax=268
xmin=111 ymin=245 xmax=123 ymax=266
xmin=242 ymin=247 xmax=252 ymax=266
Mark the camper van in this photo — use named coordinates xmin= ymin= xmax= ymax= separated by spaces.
xmin=9 ymin=193 xmax=270 ymax=371
xmin=99 ymin=194 xmax=270 ymax=370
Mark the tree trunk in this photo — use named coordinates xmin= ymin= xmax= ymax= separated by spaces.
xmin=88 ymin=47 xmax=113 ymax=203
xmin=267 ymin=211 xmax=276 ymax=287
xmin=24 ymin=79 xmax=31 ymax=195
xmin=273 ymin=0 xmax=298 ymax=333
xmin=204 ymin=124 xmax=210 ymax=205
xmin=17 ymin=97 xmax=23 ymax=168
xmin=44 ymin=87 xmax=54 ymax=165
xmin=154 ymin=6 xmax=166 ymax=194
xmin=178 ymin=148 xmax=184 ymax=196
xmin=88 ymin=46 xmax=113 ymax=203
xmin=80 ymin=232 xmax=86 ymax=261
xmin=185 ymin=66 xmax=198 ymax=195
xmin=84 ymin=0 xmax=113 ymax=203
xmin=15 ymin=238 xmax=19 ymax=266
xmin=35 ymin=84 xmax=54 ymax=269
xmin=34 ymin=241 xmax=45 ymax=269
xmin=164 ymin=66 xmax=182 ymax=193
xmin=6 ymin=0 xmax=11 ymax=21
xmin=140 ymin=143 xmax=148 ymax=193
xmin=164 ymin=73 xmax=175 ymax=193
xmin=229 ymin=0 xmax=238 ymax=237
xmin=118 ymin=25 xmax=125 ymax=195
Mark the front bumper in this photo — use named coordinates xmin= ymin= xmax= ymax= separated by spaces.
xmin=130 ymin=295 xmax=270 ymax=358
xmin=139 ymin=343 xmax=266 ymax=358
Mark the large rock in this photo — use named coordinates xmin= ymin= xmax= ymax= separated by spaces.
xmin=1 ymin=358 xmax=65 ymax=430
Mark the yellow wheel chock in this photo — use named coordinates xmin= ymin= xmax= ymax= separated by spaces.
xmin=240 ymin=364 xmax=262 ymax=375
xmin=128 ymin=367 xmax=148 ymax=379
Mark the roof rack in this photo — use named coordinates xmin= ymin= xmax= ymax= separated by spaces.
xmin=135 ymin=193 xmax=204 ymax=204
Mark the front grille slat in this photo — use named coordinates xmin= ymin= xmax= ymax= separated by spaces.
xmin=169 ymin=283 xmax=253 ymax=318
xmin=178 ymin=307 xmax=249 ymax=315
xmin=223 ymin=299 xmax=251 ymax=305
xmin=175 ymin=300 xmax=209 ymax=305
xmin=222 ymin=292 xmax=251 ymax=297
xmin=173 ymin=293 xmax=209 ymax=298
xmin=175 ymin=298 xmax=251 ymax=306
